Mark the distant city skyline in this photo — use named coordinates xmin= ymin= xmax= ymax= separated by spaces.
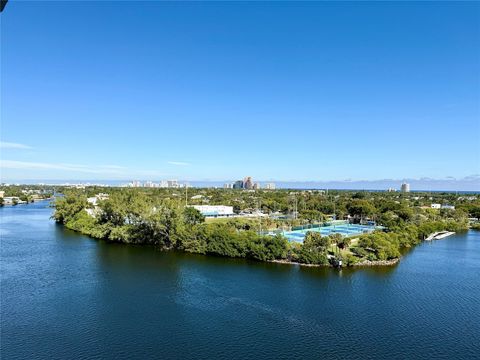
xmin=1 ymin=2 xmax=479 ymax=188
xmin=1 ymin=176 xmax=479 ymax=192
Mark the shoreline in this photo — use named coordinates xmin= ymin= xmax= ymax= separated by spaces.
xmin=269 ymin=257 xmax=400 ymax=268
xmin=61 ymin=221 xmax=402 ymax=268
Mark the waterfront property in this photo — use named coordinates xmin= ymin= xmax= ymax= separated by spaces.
xmin=282 ymin=222 xmax=379 ymax=243
xmin=2 ymin=196 xmax=26 ymax=205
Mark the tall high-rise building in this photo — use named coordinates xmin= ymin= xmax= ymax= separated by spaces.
xmin=129 ymin=180 xmax=142 ymax=187
xmin=167 ymin=180 xmax=179 ymax=188
xmin=233 ymin=180 xmax=244 ymax=189
xmin=265 ymin=182 xmax=276 ymax=190
xmin=401 ymin=183 xmax=410 ymax=193
xmin=243 ymin=176 xmax=253 ymax=190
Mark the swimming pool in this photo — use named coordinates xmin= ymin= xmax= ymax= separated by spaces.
xmin=283 ymin=224 xmax=378 ymax=243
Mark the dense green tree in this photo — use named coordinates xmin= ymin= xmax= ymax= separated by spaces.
xmin=347 ymin=199 xmax=376 ymax=220
xmin=296 ymin=232 xmax=330 ymax=265
xmin=299 ymin=209 xmax=324 ymax=224
xmin=333 ymin=234 xmax=350 ymax=249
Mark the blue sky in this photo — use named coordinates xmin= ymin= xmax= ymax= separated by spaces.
xmin=1 ymin=1 xmax=479 ymax=187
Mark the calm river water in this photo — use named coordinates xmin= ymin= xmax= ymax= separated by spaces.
xmin=1 ymin=202 xmax=479 ymax=359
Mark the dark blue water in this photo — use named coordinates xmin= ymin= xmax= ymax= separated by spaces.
xmin=1 ymin=202 xmax=479 ymax=359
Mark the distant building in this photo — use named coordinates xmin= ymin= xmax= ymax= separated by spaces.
xmin=159 ymin=180 xmax=168 ymax=188
xmin=228 ymin=177 xmax=261 ymax=190
xmin=3 ymin=196 xmax=21 ymax=205
xmin=441 ymin=204 xmax=455 ymax=210
xmin=264 ymin=183 xmax=276 ymax=190
xmin=87 ymin=193 xmax=109 ymax=206
xmin=401 ymin=183 xmax=410 ymax=193
xmin=192 ymin=205 xmax=234 ymax=218
xmin=387 ymin=187 xmax=396 ymax=192
xmin=129 ymin=180 xmax=142 ymax=188
xmin=144 ymin=181 xmax=155 ymax=188
xmin=431 ymin=204 xmax=441 ymax=209
xmin=167 ymin=180 xmax=179 ymax=188
xmin=0 ymin=191 xmax=4 ymax=198
xmin=233 ymin=180 xmax=244 ymax=189
xmin=243 ymin=176 xmax=253 ymax=190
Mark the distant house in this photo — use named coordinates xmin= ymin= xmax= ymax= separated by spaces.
xmin=431 ymin=204 xmax=441 ymax=209
xmin=3 ymin=196 xmax=23 ymax=205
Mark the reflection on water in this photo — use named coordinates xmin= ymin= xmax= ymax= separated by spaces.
xmin=1 ymin=203 xmax=479 ymax=359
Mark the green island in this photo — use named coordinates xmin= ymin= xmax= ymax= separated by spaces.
xmin=4 ymin=185 xmax=479 ymax=267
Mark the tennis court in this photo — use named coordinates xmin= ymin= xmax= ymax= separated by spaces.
xmin=283 ymin=223 xmax=378 ymax=243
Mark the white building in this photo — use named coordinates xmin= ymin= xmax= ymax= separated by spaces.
xmin=129 ymin=180 xmax=142 ymax=188
xmin=431 ymin=204 xmax=441 ymax=209
xmin=167 ymin=180 xmax=179 ymax=188
xmin=2 ymin=196 xmax=24 ymax=205
xmin=192 ymin=205 xmax=234 ymax=217
xmin=264 ymin=183 xmax=276 ymax=190
xmin=87 ymin=193 xmax=109 ymax=206
xmin=441 ymin=205 xmax=455 ymax=210
xmin=401 ymin=183 xmax=410 ymax=193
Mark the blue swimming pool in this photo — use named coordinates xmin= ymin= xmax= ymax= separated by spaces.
xmin=283 ymin=224 xmax=378 ymax=243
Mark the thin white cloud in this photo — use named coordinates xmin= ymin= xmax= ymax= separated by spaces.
xmin=0 ymin=160 xmax=169 ymax=179
xmin=0 ymin=160 xmax=125 ymax=174
xmin=0 ymin=141 xmax=33 ymax=150
xmin=103 ymin=165 xmax=128 ymax=169
xmin=168 ymin=161 xmax=190 ymax=166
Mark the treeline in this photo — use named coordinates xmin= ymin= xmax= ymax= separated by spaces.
xmin=53 ymin=188 xmax=471 ymax=266
xmin=41 ymin=185 xmax=480 ymax=222
xmin=53 ymin=191 xmax=287 ymax=262
xmin=351 ymin=219 xmax=470 ymax=263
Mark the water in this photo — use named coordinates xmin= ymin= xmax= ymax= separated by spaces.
xmin=1 ymin=202 xmax=479 ymax=359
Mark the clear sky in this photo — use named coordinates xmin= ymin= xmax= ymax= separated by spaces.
xmin=1 ymin=1 xmax=479 ymax=186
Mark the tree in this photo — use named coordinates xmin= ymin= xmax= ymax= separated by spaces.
xmin=52 ymin=192 xmax=88 ymax=224
xmin=330 ymin=233 xmax=350 ymax=249
xmin=347 ymin=199 xmax=376 ymax=221
xmin=297 ymin=232 xmax=330 ymax=265
xmin=183 ymin=207 xmax=205 ymax=226
xmin=299 ymin=209 xmax=324 ymax=224
xmin=304 ymin=231 xmax=331 ymax=251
